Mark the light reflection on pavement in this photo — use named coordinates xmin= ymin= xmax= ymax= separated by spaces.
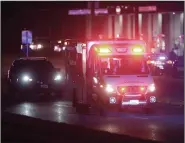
xmin=4 ymin=101 xmax=184 ymax=142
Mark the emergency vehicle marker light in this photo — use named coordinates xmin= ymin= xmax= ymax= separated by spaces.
xmin=121 ymin=87 xmax=125 ymax=91
xmin=140 ymin=87 xmax=145 ymax=91
xmin=96 ymin=47 xmax=111 ymax=54
xmin=132 ymin=47 xmax=144 ymax=53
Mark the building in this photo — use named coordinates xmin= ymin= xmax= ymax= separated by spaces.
xmin=69 ymin=1 xmax=184 ymax=54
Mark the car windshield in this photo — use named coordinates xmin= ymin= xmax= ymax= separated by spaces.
xmin=100 ymin=56 xmax=149 ymax=75
xmin=14 ymin=60 xmax=54 ymax=72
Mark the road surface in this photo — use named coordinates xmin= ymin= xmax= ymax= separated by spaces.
xmin=2 ymin=96 xmax=184 ymax=143
xmin=2 ymin=60 xmax=184 ymax=143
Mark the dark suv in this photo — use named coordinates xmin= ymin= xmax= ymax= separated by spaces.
xmin=7 ymin=57 xmax=63 ymax=98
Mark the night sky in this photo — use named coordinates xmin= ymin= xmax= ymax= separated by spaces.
xmin=2 ymin=2 xmax=88 ymax=54
xmin=2 ymin=1 xmax=183 ymax=54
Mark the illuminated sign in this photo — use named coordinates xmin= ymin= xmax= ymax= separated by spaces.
xmin=139 ymin=6 xmax=157 ymax=12
xmin=68 ymin=8 xmax=108 ymax=15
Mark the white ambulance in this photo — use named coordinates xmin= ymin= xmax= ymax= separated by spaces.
xmin=73 ymin=39 xmax=156 ymax=113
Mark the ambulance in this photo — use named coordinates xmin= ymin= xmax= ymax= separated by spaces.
xmin=72 ymin=39 xmax=157 ymax=113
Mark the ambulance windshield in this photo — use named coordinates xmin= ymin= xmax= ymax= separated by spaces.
xmin=100 ymin=56 xmax=149 ymax=75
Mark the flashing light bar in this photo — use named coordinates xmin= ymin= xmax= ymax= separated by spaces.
xmin=132 ymin=47 xmax=144 ymax=53
xmin=95 ymin=47 xmax=111 ymax=54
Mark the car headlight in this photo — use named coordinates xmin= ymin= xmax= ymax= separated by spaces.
xmin=54 ymin=74 xmax=62 ymax=81
xmin=105 ymin=84 xmax=114 ymax=93
xmin=22 ymin=75 xmax=32 ymax=82
xmin=148 ymin=84 xmax=155 ymax=92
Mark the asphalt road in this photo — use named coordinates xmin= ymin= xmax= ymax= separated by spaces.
xmin=2 ymin=100 xmax=184 ymax=143
xmin=2 ymin=77 xmax=184 ymax=143
xmin=2 ymin=57 xmax=184 ymax=143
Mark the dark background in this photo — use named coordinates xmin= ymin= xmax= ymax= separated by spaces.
xmin=2 ymin=1 xmax=184 ymax=54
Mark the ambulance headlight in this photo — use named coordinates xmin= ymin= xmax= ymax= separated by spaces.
xmin=148 ymin=84 xmax=156 ymax=92
xmin=22 ymin=75 xmax=33 ymax=82
xmin=105 ymin=84 xmax=114 ymax=93
xmin=54 ymin=74 xmax=62 ymax=81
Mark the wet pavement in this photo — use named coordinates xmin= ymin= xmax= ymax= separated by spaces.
xmin=2 ymin=70 xmax=184 ymax=143
xmin=3 ymin=100 xmax=184 ymax=143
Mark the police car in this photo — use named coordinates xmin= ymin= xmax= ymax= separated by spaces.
xmin=7 ymin=57 xmax=63 ymax=99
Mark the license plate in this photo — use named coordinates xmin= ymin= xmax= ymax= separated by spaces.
xmin=41 ymin=85 xmax=48 ymax=88
xmin=129 ymin=100 xmax=139 ymax=105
